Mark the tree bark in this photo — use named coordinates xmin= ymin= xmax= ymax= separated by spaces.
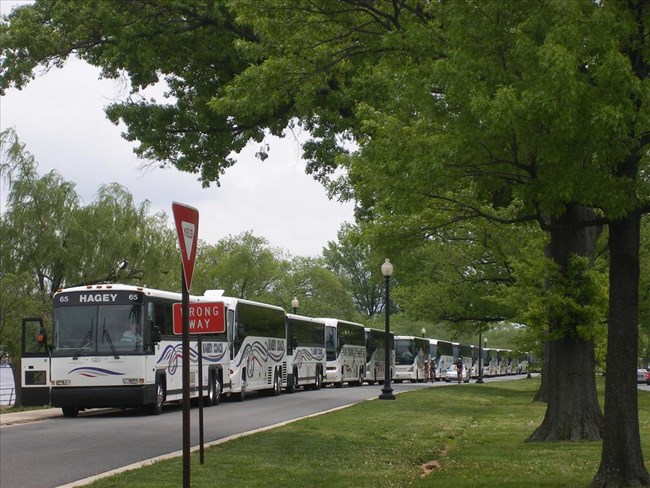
xmin=527 ymin=204 xmax=603 ymax=442
xmin=591 ymin=213 xmax=650 ymax=487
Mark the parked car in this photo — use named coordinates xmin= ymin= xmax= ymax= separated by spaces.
xmin=444 ymin=364 xmax=470 ymax=383
xmin=637 ymin=368 xmax=649 ymax=384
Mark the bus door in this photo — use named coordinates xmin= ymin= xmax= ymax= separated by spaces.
xmin=21 ymin=317 xmax=50 ymax=406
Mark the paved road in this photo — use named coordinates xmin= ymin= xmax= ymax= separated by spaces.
xmin=1 ymin=380 xmax=463 ymax=488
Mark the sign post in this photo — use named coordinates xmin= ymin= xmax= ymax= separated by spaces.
xmin=172 ymin=301 xmax=225 ymax=463
xmin=172 ymin=202 xmax=199 ymax=488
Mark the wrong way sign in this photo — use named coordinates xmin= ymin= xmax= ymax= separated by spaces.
xmin=172 ymin=302 xmax=225 ymax=335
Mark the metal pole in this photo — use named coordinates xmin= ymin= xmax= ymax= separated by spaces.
xmin=198 ymin=335 xmax=204 ymax=464
xmin=476 ymin=328 xmax=484 ymax=383
xmin=181 ymin=268 xmax=190 ymax=488
xmin=379 ymin=274 xmax=395 ymax=400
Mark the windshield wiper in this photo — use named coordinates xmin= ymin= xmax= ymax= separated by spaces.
xmin=102 ymin=320 xmax=120 ymax=359
xmin=73 ymin=326 xmax=93 ymax=360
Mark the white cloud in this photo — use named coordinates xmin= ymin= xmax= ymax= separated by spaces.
xmin=0 ymin=15 xmax=354 ymax=257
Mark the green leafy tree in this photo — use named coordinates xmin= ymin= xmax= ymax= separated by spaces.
xmin=3 ymin=2 xmax=650 ymax=484
xmin=322 ymin=223 xmax=386 ymax=317
xmin=272 ymin=255 xmax=357 ymax=320
xmin=192 ymin=231 xmax=283 ymax=299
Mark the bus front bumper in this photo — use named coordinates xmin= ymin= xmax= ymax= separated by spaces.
xmin=51 ymin=385 xmax=156 ymax=409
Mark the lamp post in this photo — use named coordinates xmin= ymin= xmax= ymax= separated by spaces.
xmin=379 ymin=258 xmax=396 ymax=400
xmin=421 ymin=327 xmax=426 ymax=338
xmin=291 ymin=296 xmax=299 ymax=314
xmin=476 ymin=327 xmax=484 ymax=384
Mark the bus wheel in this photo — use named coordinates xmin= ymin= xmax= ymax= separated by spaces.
xmin=286 ymin=368 xmax=297 ymax=393
xmin=62 ymin=407 xmax=79 ymax=418
xmin=272 ymin=371 xmax=281 ymax=396
xmin=151 ymin=378 xmax=165 ymax=415
xmin=313 ymin=369 xmax=322 ymax=390
xmin=207 ymin=371 xmax=221 ymax=406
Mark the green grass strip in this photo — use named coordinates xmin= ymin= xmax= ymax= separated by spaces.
xmin=87 ymin=379 xmax=650 ymax=488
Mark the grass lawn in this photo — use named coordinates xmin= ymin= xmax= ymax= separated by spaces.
xmin=86 ymin=378 xmax=650 ymax=488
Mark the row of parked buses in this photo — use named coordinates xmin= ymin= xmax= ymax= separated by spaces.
xmin=392 ymin=335 xmax=533 ymax=383
xmin=19 ymin=284 xmax=531 ymax=416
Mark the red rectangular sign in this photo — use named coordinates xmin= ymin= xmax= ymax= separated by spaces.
xmin=172 ymin=302 xmax=225 ymax=335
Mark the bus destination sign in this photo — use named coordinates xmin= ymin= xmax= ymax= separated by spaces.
xmin=172 ymin=302 xmax=225 ymax=335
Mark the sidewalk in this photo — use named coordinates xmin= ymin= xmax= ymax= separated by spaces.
xmin=0 ymin=407 xmax=61 ymax=426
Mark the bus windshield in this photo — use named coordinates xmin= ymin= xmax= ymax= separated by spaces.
xmin=395 ymin=339 xmax=415 ymax=365
xmin=53 ymin=304 xmax=144 ymax=355
xmin=325 ymin=326 xmax=337 ymax=361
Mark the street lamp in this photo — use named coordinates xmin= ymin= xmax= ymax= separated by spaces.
xmin=291 ymin=296 xmax=299 ymax=314
xmin=421 ymin=327 xmax=426 ymax=338
xmin=476 ymin=327 xmax=484 ymax=384
xmin=379 ymin=258 xmax=396 ymax=400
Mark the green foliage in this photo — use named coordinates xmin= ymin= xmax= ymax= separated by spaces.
xmin=512 ymin=252 xmax=608 ymax=343
xmin=192 ymin=231 xmax=283 ymax=299
xmin=0 ymin=0 xmax=265 ymax=186
xmin=322 ymin=223 xmax=386 ymax=317
xmin=273 ymin=256 xmax=356 ymax=320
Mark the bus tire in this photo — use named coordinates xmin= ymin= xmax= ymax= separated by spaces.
xmin=151 ymin=377 xmax=165 ymax=415
xmin=286 ymin=368 xmax=297 ymax=393
xmin=207 ymin=371 xmax=221 ymax=406
xmin=62 ymin=407 xmax=79 ymax=418
xmin=272 ymin=370 xmax=281 ymax=396
xmin=314 ymin=369 xmax=322 ymax=390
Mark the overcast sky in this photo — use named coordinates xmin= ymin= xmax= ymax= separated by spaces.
xmin=0 ymin=1 xmax=354 ymax=257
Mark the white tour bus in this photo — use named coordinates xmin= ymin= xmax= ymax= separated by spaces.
xmin=483 ymin=348 xmax=498 ymax=377
xmin=285 ymin=314 xmax=326 ymax=391
xmin=201 ymin=291 xmax=287 ymax=401
xmin=48 ymin=284 xmax=288 ymax=416
xmin=433 ymin=339 xmax=455 ymax=381
xmin=394 ymin=335 xmax=429 ymax=382
xmin=364 ymin=328 xmax=394 ymax=384
xmin=322 ymin=318 xmax=366 ymax=387
xmin=49 ymin=284 xmax=221 ymax=416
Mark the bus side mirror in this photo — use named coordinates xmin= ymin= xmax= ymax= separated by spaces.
xmin=152 ymin=326 xmax=161 ymax=344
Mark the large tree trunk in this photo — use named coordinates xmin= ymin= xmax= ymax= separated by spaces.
xmin=527 ymin=205 xmax=603 ymax=442
xmin=591 ymin=213 xmax=650 ymax=487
